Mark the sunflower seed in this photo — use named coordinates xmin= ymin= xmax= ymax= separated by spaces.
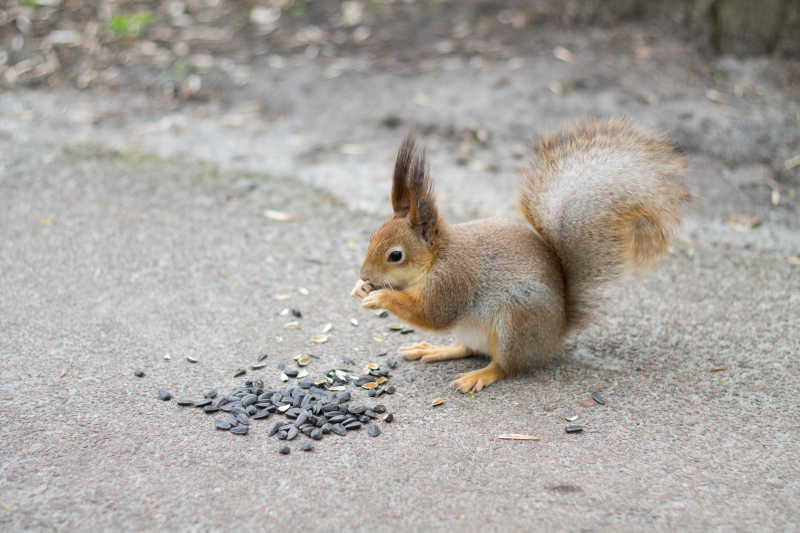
xmin=311 ymin=428 xmax=323 ymax=440
xmin=215 ymin=419 xmax=232 ymax=430
xmin=431 ymin=397 xmax=444 ymax=407
xmin=310 ymin=335 xmax=328 ymax=345
xmin=291 ymin=308 xmax=302 ymax=318
xmin=158 ymin=390 xmax=172 ymax=401
xmin=177 ymin=398 xmax=195 ymax=406
xmin=388 ymin=323 xmax=404 ymax=331
xmin=186 ymin=356 xmax=198 ymax=363
xmin=204 ymin=404 xmax=220 ymax=414
xmin=297 ymin=355 xmax=311 ymax=366
xmin=367 ymin=424 xmax=381 ymax=437
xmin=284 ymin=369 xmax=299 ymax=378
xmin=194 ymin=399 xmax=213 ymax=408
xmin=268 ymin=422 xmax=281 ymax=436
xmin=256 ymin=353 xmax=269 ymax=362
xmin=233 ymin=368 xmax=246 ymax=378
xmin=277 ymin=430 xmax=288 ymax=440
xmin=376 ymin=310 xmax=389 ymax=318
xmin=236 ymin=413 xmax=250 ymax=425
xmin=373 ymin=404 xmax=387 ymax=414
xmin=331 ymin=424 xmax=347 ymax=436
xmin=565 ymin=425 xmax=584 ymax=434
xmin=286 ymin=426 xmax=299 ymax=440
xmin=204 ymin=390 xmax=217 ymax=399
xmin=134 ymin=369 xmax=145 ymax=377
xmin=385 ymin=385 xmax=396 ymax=394
xmin=592 ymin=392 xmax=605 ymax=405
xmin=279 ymin=445 xmax=290 ymax=455
xmin=342 ymin=355 xmax=355 ymax=365
xmin=230 ymin=426 xmax=248 ymax=436
xmin=376 ymin=377 xmax=388 ymax=385
xmin=251 ymin=363 xmax=267 ymax=370
xmin=344 ymin=421 xmax=362 ymax=430
xmin=384 ymin=413 xmax=394 ymax=423
xmin=362 ymin=382 xmax=378 ymax=390
xmin=301 ymin=441 xmax=314 ymax=451
xmin=400 ymin=329 xmax=415 ymax=335
xmin=241 ymin=394 xmax=257 ymax=407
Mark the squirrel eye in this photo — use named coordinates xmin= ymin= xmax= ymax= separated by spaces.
xmin=387 ymin=250 xmax=403 ymax=263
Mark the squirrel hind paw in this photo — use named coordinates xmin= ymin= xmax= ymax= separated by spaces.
xmin=452 ymin=364 xmax=505 ymax=393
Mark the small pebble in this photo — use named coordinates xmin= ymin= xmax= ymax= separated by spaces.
xmin=279 ymin=445 xmax=290 ymax=455
xmin=565 ymin=425 xmax=584 ymax=434
xmin=157 ymin=390 xmax=172 ymax=401
xmin=134 ymin=369 xmax=145 ymax=377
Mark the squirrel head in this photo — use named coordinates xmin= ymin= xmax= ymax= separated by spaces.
xmin=359 ymin=135 xmax=441 ymax=291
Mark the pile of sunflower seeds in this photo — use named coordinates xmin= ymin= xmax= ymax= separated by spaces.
xmin=169 ymin=373 xmax=394 ymax=452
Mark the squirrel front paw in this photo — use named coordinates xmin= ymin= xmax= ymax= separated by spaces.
xmin=361 ymin=288 xmax=390 ymax=309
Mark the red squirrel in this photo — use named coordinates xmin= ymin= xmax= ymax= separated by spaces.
xmin=352 ymin=118 xmax=687 ymax=393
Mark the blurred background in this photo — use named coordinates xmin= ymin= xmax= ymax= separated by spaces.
xmin=1 ymin=0 xmax=798 ymax=249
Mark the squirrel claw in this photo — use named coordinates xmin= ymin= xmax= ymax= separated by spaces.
xmin=401 ymin=342 xmax=472 ymax=362
xmin=361 ymin=289 xmax=388 ymax=309
xmin=452 ymin=364 xmax=505 ymax=393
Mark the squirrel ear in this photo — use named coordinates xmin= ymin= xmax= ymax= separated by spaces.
xmin=391 ymin=134 xmax=415 ymax=216
xmin=408 ymin=148 xmax=439 ymax=247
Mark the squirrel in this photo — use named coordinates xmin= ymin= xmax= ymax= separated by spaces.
xmin=351 ymin=118 xmax=687 ymax=393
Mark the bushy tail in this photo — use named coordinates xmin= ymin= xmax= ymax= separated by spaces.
xmin=518 ymin=118 xmax=687 ymax=327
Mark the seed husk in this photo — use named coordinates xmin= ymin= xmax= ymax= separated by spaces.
xmin=362 ymin=382 xmax=378 ymax=390
xmin=321 ymin=323 xmax=333 ymax=333
xmin=565 ymin=425 xmax=584 ymax=434
xmin=367 ymin=363 xmax=379 ymax=370
xmin=134 ymin=369 xmax=145 ymax=377
xmin=350 ymin=318 xmax=359 ymax=326
xmin=310 ymin=335 xmax=328 ymax=345
xmin=367 ymin=424 xmax=381 ymax=437
xmin=497 ymin=434 xmax=540 ymax=441
xmin=297 ymin=355 xmax=311 ymax=366
xmin=280 ymin=372 xmax=289 ymax=382
xmin=296 ymin=369 xmax=309 ymax=378
xmin=230 ymin=425 xmax=249 ymax=436
xmin=285 ymin=321 xmax=300 ymax=329
xmin=186 ymin=356 xmax=198 ymax=363
xmin=388 ymin=323 xmax=404 ymax=331
xmin=431 ymin=397 xmax=444 ymax=407
xmin=383 ymin=413 xmax=394 ymax=423
xmin=376 ymin=377 xmax=388 ymax=385
xmin=233 ymin=368 xmax=246 ymax=378
xmin=279 ymin=445 xmax=290 ymax=455
xmin=157 ymin=390 xmax=172 ymax=401
xmin=298 ymin=287 xmax=309 ymax=295
xmin=592 ymin=392 xmax=605 ymax=405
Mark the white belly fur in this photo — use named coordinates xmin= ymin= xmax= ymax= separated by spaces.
xmin=451 ymin=319 xmax=490 ymax=355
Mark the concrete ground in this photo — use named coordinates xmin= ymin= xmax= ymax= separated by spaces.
xmin=1 ymin=18 xmax=799 ymax=533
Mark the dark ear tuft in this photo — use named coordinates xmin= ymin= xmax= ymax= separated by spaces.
xmin=391 ymin=134 xmax=416 ymax=215
xmin=408 ymin=148 xmax=439 ymax=246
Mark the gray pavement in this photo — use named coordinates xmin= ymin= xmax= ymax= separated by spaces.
xmin=1 ymin=28 xmax=799 ymax=532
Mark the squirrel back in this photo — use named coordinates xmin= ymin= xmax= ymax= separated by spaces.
xmin=517 ymin=118 xmax=687 ymax=327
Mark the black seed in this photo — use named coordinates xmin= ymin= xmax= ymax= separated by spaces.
xmin=384 ymin=413 xmax=394 ymax=423
xmin=375 ymin=352 xmax=387 ymax=357
xmin=279 ymin=445 xmax=290 ymax=455
xmin=592 ymin=392 xmax=605 ymax=405
xmin=286 ymin=426 xmax=299 ymax=440
xmin=327 ymin=414 xmax=345 ymax=424
xmin=251 ymin=363 xmax=267 ymax=370
xmin=367 ymin=424 xmax=381 ymax=437
xmin=241 ymin=394 xmax=257 ymax=407
xmin=311 ymin=428 xmax=323 ymax=440
xmin=349 ymin=405 xmax=366 ymax=415
xmin=295 ymin=413 xmax=309 ymax=426
xmin=268 ymin=422 xmax=281 ymax=436
xmin=321 ymin=423 xmax=332 ymax=434
xmin=359 ymin=415 xmax=370 ymax=423
xmin=377 ymin=310 xmax=389 ymax=318
xmin=204 ymin=405 xmax=220 ymax=414
xmin=301 ymin=442 xmax=313 ymax=451
xmin=224 ymin=414 xmax=237 ymax=426
xmin=284 ymin=369 xmax=299 ymax=378
xmin=257 ymin=353 xmax=269 ymax=362
xmin=236 ymin=413 xmax=250 ymax=425
xmin=277 ymin=430 xmax=288 ymax=440
xmin=566 ymin=425 xmax=584 ymax=434
xmin=177 ymin=398 xmax=194 ymax=406
xmin=291 ymin=308 xmax=302 ymax=318
xmin=400 ymin=328 xmax=415 ymax=334
xmin=134 ymin=369 xmax=145 ymax=377
xmin=344 ymin=421 xmax=361 ymax=430
xmin=387 ymin=359 xmax=398 ymax=369
xmin=230 ymin=425 xmax=248 ymax=435
xmin=185 ymin=356 xmax=198 ymax=363
xmin=342 ymin=356 xmax=355 ymax=365
xmin=157 ymin=390 xmax=172 ymax=401
xmin=233 ymin=368 xmax=246 ymax=378
xmin=253 ymin=409 xmax=271 ymax=420
xmin=331 ymin=424 xmax=347 ymax=436
xmin=373 ymin=404 xmax=387 ymax=414
xmin=194 ymin=399 xmax=212 ymax=408
xmin=204 ymin=389 xmax=217 ymax=399
xmin=215 ymin=419 xmax=232 ymax=430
